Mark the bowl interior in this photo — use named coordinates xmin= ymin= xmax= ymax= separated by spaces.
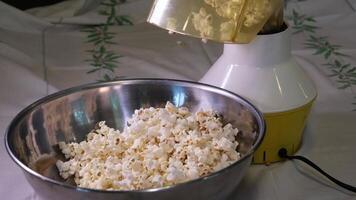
xmin=6 ymin=79 xmax=264 ymax=187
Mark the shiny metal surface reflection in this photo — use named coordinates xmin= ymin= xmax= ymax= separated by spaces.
xmin=6 ymin=79 xmax=265 ymax=200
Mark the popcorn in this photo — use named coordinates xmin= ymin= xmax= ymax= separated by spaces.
xmin=192 ymin=8 xmax=214 ymax=38
xmin=204 ymin=0 xmax=244 ymax=19
xmin=244 ymin=0 xmax=273 ymax=28
xmin=56 ymin=102 xmax=241 ymax=190
xmin=220 ymin=20 xmax=235 ymax=41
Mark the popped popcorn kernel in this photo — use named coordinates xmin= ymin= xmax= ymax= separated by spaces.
xmin=192 ymin=8 xmax=214 ymax=38
xmin=57 ymin=102 xmax=241 ymax=190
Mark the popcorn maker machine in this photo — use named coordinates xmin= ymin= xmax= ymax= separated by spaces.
xmin=147 ymin=0 xmax=317 ymax=163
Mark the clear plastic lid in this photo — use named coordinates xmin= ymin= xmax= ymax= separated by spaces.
xmin=147 ymin=0 xmax=283 ymax=43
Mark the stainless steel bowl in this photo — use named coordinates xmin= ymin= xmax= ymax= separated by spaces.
xmin=5 ymin=79 xmax=265 ymax=200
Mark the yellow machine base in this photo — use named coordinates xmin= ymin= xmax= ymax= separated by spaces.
xmin=252 ymin=100 xmax=315 ymax=164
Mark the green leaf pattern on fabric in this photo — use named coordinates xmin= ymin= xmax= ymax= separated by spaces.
xmin=287 ymin=7 xmax=356 ymax=111
xmin=84 ymin=0 xmax=132 ymax=82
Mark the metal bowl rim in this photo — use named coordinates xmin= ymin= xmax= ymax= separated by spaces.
xmin=5 ymin=78 xmax=266 ymax=194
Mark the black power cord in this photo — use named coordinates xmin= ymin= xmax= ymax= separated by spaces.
xmin=278 ymin=148 xmax=356 ymax=193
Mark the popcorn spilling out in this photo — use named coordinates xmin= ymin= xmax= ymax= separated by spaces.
xmin=56 ymin=102 xmax=241 ymax=190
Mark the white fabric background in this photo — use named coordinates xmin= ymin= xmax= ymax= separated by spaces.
xmin=1 ymin=0 xmax=356 ymax=199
